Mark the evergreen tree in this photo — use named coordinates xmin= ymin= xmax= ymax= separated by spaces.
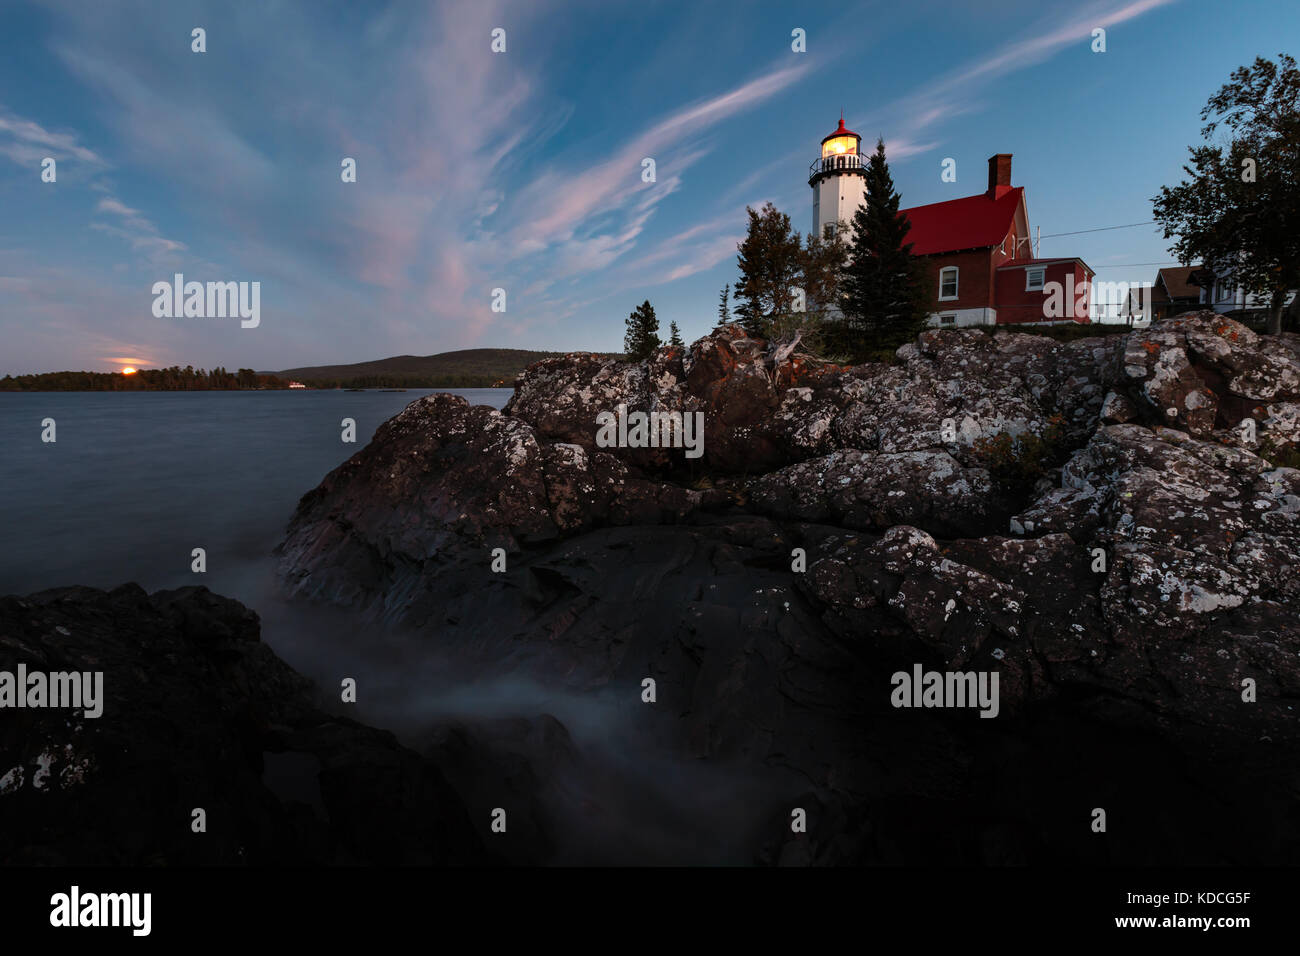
xmin=716 ymin=284 xmax=730 ymax=326
xmin=623 ymin=300 xmax=661 ymax=361
xmin=734 ymin=202 xmax=802 ymax=337
xmin=840 ymin=139 xmax=929 ymax=358
xmin=668 ymin=320 xmax=684 ymax=348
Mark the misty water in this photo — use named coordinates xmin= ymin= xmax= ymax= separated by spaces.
xmin=0 ymin=387 xmax=787 ymax=863
xmin=0 ymin=389 xmax=511 ymax=596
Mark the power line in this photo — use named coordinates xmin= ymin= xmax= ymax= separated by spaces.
xmin=1093 ymin=261 xmax=1185 ymax=268
xmin=1038 ymin=221 xmax=1158 ymax=239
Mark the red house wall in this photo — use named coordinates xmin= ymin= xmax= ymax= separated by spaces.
xmin=995 ymin=261 xmax=1092 ymax=324
xmin=917 ymin=223 xmax=1024 ymax=315
xmin=919 ymin=249 xmax=995 ymax=312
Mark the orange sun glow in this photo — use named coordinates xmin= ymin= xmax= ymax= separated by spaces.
xmin=121 ymin=367 xmax=137 ymax=375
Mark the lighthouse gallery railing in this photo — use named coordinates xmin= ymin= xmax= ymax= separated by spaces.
xmin=809 ymin=153 xmax=868 ymax=177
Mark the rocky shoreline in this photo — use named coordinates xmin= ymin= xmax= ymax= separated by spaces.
xmin=279 ymin=312 xmax=1300 ymax=741
xmin=4 ymin=311 xmax=1298 ymax=864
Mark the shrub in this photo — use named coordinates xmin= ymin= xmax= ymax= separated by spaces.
xmin=971 ymin=415 xmax=1070 ymax=491
xmin=1259 ymin=437 xmax=1300 ymax=469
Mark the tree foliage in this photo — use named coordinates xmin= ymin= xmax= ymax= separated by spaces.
xmin=624 ymin=299 xmax=661 ymax=361
xmin=839 ymin=138 xmax=929 ymax=359
xmin=733 ymin=202 xmax=802 ymax=337
xmin=1152 ymin=54 xmax=1300 ymax=333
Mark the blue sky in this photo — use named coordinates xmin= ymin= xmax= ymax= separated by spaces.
xmin=0 ymin=0 xmax=1294 ymax=373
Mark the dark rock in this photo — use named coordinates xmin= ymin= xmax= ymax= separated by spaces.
xmin=0 ymin=584 xmax=489 ymax=865
xmin=269 ymin=311 xmax=1300 ymax=864
xmin=749 ymin=450 xmax=996 ymax=538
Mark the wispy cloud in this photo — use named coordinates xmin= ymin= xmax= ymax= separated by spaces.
xmin=892 ymin=0 xmax=1179 ymax=142
xmin=0 ymin=107 xmax=103 ymax=167
xmin=505 ymin=64 xmax=809 ymax=252
xmin=937 ymin=0 xmax=1176 ymax=96
xmin=91 ymin=192 xmax=188 ymax=265
xmin=0 ymin=0 xmax=1193 ymax=370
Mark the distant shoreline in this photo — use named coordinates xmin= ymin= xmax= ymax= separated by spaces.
xmin=1 ymin=347 xmax=613 ymax=392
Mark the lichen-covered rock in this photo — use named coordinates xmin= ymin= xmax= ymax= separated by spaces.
xmin=748 ymin=450 xmax=995 ymax=538
xmin=996 ymin=422 xmax=1300 ymax=736
xmin=278 ymin=393 xmax=725 ymax=612
xmin=1115 ymin=313 xmax=1300 ymax=436
xmin=277 ymin=310 xmax=1300 ymax=753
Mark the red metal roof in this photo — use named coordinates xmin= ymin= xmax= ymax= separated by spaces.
xmin=821 ymin=117 xmax=859 ymax=144
xmin=900 ymin=187 xmax=1024 ymax=256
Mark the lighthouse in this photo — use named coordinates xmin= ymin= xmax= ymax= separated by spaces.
xmin=809 ymin=116 xmax=867 ymax=242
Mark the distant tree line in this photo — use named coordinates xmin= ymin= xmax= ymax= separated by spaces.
xmin=0 ymin=368 xmax=535 ymax=390
xmin=0 ymin=366 xmax=288 ymax=391
xmin=307 ymin=373 xmax=516 ymax=388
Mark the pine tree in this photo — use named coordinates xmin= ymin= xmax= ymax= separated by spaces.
xmin=716 ymin=284 xmax=730 ymax=327
xmin=668 ymin=320 xmax=684 ymax=348
xmin=734 ymin=202 xmax=802 ymax=337
xmin=623 ymin=300 xmax=661 ymax=361
xmin=840 ymin=139 xmax=929 ymax=359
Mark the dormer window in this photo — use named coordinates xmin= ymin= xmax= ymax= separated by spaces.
xmin=1026 ymin=267 xmax=1045 ymax=291
xmin=939 ymin=267 xmax=959 ymax=301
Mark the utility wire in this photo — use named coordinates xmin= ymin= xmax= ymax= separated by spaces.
xmin=1094 ymin=261 xmax=1186 ymax=268
xmin=1038 ymin=221 xmax=1158 ymax=239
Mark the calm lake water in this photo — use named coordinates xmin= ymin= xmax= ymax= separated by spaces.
xmin=0 ymin=388 xmax=512 ymax=598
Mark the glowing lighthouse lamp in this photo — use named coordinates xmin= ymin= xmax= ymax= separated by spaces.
xmin=809 ymin=115 xmax=868 ymax=243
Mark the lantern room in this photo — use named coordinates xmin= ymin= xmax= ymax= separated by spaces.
xmin=821 ymin=117 xmax=861 ymax=158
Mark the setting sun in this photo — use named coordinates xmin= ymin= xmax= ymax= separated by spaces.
xmin=121 ymin=367 xmax=137 ymax=375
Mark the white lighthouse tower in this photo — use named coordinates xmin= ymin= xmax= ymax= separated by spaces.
xmin=809 ymin=116 xmax=868 ymax=241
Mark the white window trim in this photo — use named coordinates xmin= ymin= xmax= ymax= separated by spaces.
xmin=1026 ymin=267 xmax=1045 ymax=291
xmin=939 ymin=314 xmax=956 ymax=325
xmin=938 ymin=267 xmax=959 ymax=301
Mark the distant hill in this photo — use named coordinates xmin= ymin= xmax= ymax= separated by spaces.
xmin=266 ymin=348 xmax=577 ymax=388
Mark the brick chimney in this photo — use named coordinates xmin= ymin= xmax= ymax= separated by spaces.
xmin=987 ymin=154 xmax=1012 ymax=196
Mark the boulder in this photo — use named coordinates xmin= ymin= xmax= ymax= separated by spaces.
xmin=266 ymin=310 xmax=1300 ymax=863
xmin=0 ymin=584 xmax=489 ymax=865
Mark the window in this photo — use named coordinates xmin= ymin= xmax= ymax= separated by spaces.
xmin=939 ymin=314 xmax=956 ymax=326
xmin=939 ymin=266 xmax=958 ymax=300
xmin=1026 ymin=268 xmax=1045 ymax=291
xmin=1217 ymin=281 xmax=1233 ymax=303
